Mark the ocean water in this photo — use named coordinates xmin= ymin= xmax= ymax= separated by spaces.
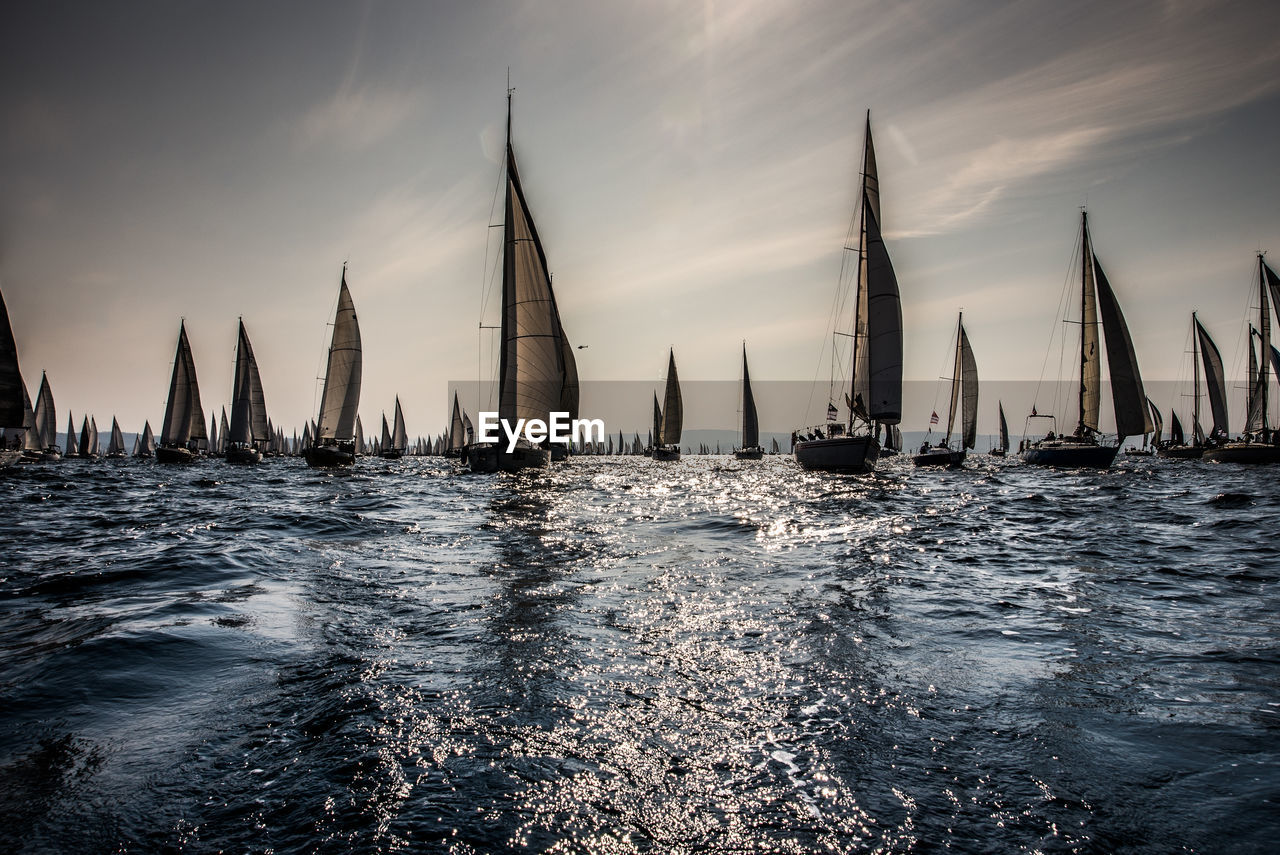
xmin=1 ymin=454 xmax=1277 ymax=853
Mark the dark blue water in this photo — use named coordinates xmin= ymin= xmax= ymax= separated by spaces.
xmin=2 ymin=455 xmax=1277 ymax=853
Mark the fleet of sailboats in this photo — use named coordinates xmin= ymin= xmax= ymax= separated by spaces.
xmin=3 ymin=103 xmax=1279 ymax=474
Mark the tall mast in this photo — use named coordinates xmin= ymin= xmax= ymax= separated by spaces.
xmin=1192 ymin=312 xmax=1201 ymax=441
xmin=848 ymin=109 xmax=870 ymax=432
xmin=1259 ymin=253 xmax=1271 ymax=439
xmin=1078 ymin=210 xmax=1089 ymax=435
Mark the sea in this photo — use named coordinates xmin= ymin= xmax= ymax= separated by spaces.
xmin=1 ymin=453 xmax=1277 ymax=854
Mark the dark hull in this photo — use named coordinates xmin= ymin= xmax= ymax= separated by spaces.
xmin=652 ymin=446 xmax=681 ymax=462
xmin=912 ymin=447 xmax=966 ymax=467
xmin=1020 ymin=441 xmax=1119 ymax=469
xmin=1203 ymin=442 xmax=1280 ymax=464
xmin=304 ymin=445 xmax=355 ymax=467
xmin=1157 ymin=445 xmax=1204 ymax=460
xmin=156 ymin=445 xmax=197 ymax=464
xmin=550 ymin=444 xmax=570 ymax=462
xmin=793 ymin=435 xmax=879 ymax=474
xmin=226 ymin=446 xmax=264 ymax=465
xmin=40 ymin=448 xmax=62 ymax=462
xmin=466 ymin=443 xmax=550 ymax=473
xmin=379 ymin=450 xmax=403 ymax=460
xmin=733 ymin=447 xmax=763 ymax=460
xmin=988 ymin=449 xmax=1006 ymax=457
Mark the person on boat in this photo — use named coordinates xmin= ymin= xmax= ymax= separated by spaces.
xmin=920 ymin=441 xmax=930 ymax=454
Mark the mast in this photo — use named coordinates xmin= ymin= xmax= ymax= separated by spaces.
xmin=1259 ymin=254 xmax=1271 ymax=440
xmin=1078 ymin=210 xmax=1100 ymax=435
xmin=945 ymin=313 xmax=962 ymax=446
xmin=1192 ymin=312 xmax=1201 ymax=443
xmin=849 ymin=110 xmax=875 ymax=432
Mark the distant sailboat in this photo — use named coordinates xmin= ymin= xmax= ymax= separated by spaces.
xmin=734 ymin=345 xmax=763 ymax=460
xmin=913 ymin=312 xmax=977 ymax=467
xmin=467 ymin=90 xmax=573 ymax=474
xmin=304 ymin=267 xmax=362 ymax=467
xmin=0 ymin=286 xmax=28 ymax=467
xmin=794 ymin=111 xmax=902 ymax=473
xmin=106 ymin=417 xmax=126 ymax=458
xmin=1021 ymin=211 xmax=1151 ymax=468
xmin=651 ymin=348 xmax=682 ymax=461
xmin=989 ymin=401 xmax=1009 ymax=457
xmin=78 ymin=415 xmax=97 ymax=459
xmin=64 ymin=412 xmax=78 ymax=458
xmin=32 ymin=372 xmax=61 ymax=461
xmin=446 ymin=391 xmax=467 ymax=458
xmin=380 ymin=396 xmax=407 ymax=459
xmin=1160 ymin=313 xmax=1223 ymax=459
xmin=770 ymin=436 xmax=780 ymax=454
xmin=227 ymin=319 xmax=269 ymax=464
xmin=135 ymin=421 xmax=156 ymax=457
xmin=1204 ymin=255 xmax=1280 ymax=464
xmin=157 ymin=321 xmax=208 ymax=463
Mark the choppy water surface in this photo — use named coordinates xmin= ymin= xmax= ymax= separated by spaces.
xmin=1 ymin=454 xmax=1277 ymax=853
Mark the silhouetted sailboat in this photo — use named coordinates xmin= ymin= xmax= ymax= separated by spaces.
xmin=157 ymin=321 xmax=207 ymax=463
xmin=794 ymin=111 xmax=902 ymax=473
xmin=106 ymin=417 xmax=126 ymax=458
xmin=1203 ymin=255 xmax=1280 ymax=463
xmin=913 ymin=313 xmax=977 ymax=467
xmin=1160 ymin=314 xmax=1222 ymax=459
xmin=305 ymin=268 xmax=362 ymax=467
xmin=989 ymin=402 xmax=1009 ymax=457
xmin=64 ymin=412 xmax=77 ymax=458
xmin=0 ymin=286 xmax=28 ymax=467
xmin=651 ymin=348 xmax=682 ymax=461
xmin=227 ymin=319 xmax=269 ymax=464
xmin=734 ymin=345 xmax=763 ymax=460
xmin=31 ymin=372 xmax=61 ymax=461
xmin=379 ymin=396 xmax=407 ymax=459
xmin=1021 ymin=211 xmax=1151 ymax=468
xmin=135 ymin=421 xmax=155 ymax=457
xmin=468 ymin=91 xmax=573 ymax=473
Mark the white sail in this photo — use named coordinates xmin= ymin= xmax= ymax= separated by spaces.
xmin=392 ymin=397 xmax=407 ymax=452
xmin=315 ymin=271 xmax=362 ymax=441
xmin=1080 ymin=216 xmax=1101 ymax=432
xmin=661 ymin=349 xmax=683 ymax=445
xmin=160 ymin=321 xmax=207 ymax=447
xmin=1094 ymin=254 xmax=1151 ymax=438
xmin=741 ymin=345 xmax=759 ymax=448
xmin=355 ymin=416 xmax=364 ymax=455
xmin=448 ymin=392 xmax=467 ymax=451
xmin=20 ymin=382 xmax=40 ymax=451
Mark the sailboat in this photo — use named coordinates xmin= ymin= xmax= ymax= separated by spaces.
xmin=651 ymin=348 xmax=683 ymax=461
xmin=227 ymin=319 xmax=270 ymax=464
xmin=135 ymin=421 xmax=155 ymax=457
xmin=734 ymin=345 xmax=763 ymax=459
xmin=794 ymin=112 xmax=903 ymax=473
xmin=0 ymin=286 xmax=29 ymax=467
xmin=1124 ymin=399 xmax=1161 ymax=456
xmin=78 ymin=415 xmax=98 ymax=459
xmin=379 ymin=396 xmax=407 ymax=459
xmin=1159 ymin=313 xmax=1223 ymax=459
xmin=1021 ymin=211 xmax=1151 ymax=468
xmin=913 ymin=312 xmax=977 ymax=467
xmin=1203 ymin=255 xmax=1280 ymax=463
xmin=31 ymin=372 xmax=61 ymax=461
xmin=770 ymin=436 xmax=780 ymax=454
xmin=64 ymin=412 xmax=78 ymax=458
xmin=105 ymin=417 xmax=126 ymax=458
xmin=157 ymin=321 xmax=208 ymax=463
xmin=446 ymin=391 xmax=468 ymax=458
xmin=467 ymin=90 xmax=574 ymax=473
xmin=304 ymin=267 xmax=362 ymax=467
xmin=989 ymin=402 xmax=1009 ymax=457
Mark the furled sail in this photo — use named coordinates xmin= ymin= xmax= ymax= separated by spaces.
xmin=661 ymin=349 xmax=682 ymax=445
xmin=1093 ymin=254 xmax=1152 ymax=438
xmin=498 ymin=101 xmax=566 ymax=430
xmin=741 ymin=345 xmax=759 ymax=448
xmin=1195 ymin=317 xmax=1228 ymax=438
xmin=160 ymin=321 xmax=207 ymax=447
xmin=316 ymin=271 xmax=362 ymax=441
xmin=0 ymin=287 xmax=26 ymax=429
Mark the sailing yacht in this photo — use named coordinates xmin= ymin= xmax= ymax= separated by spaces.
xmin=31 ymin=372 xmax=61 ymax=461
xmin=651 ymin=348 xmax=683 ymax=461
xmin=378 ymin=397 xmax=407 ymax=459
xmin=467 ymin=91 xmax=574 ymax=474
xmin=157 ymin=321 xmax=208 ymax=463
xmin=0 ymin=286 xmax=29 ymax=467
xmin=734 ymin=345 xmax=763 ymax=459
xmin=446 ymin=391 xmax=468 ymax=458
xmin=105 ymin=417 xmax=126 ymax=458
xmin=227 ymin=319 xmax=270 ymax=464
xmin=1203 ymin=255 xmax=1280 ymax=463
xmin=989 ymin=402 xmax=1009 ymax=457
xmin=1021 ymin=211 xmax=1151 ymax=468
xmin=913 ymin=313 xmax=978 ymax=467
xmin=793 ymin=112 xmax=903 ymax=473
xmin=1160 ymin=314 xmax=1224 ymax=459
xmin=304 ymin=268 xmax=362 ymax=467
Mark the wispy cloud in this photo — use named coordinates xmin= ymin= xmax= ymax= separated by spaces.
xmin=296 ymin=87 xmax=419 ymax=151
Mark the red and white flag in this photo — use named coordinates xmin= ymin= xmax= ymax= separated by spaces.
xmin=929 ymin=411 xmax=939 ymax=425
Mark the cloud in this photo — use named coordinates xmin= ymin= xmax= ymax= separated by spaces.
xmin=295 ymin=87 xmax=419 ymax=151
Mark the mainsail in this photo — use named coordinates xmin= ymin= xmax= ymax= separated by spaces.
xmin=107 ymin=417 xmax=125 ymax=455
xmin=652 ymin=393 xmax=663 ymax=447
xmin=448 ymin=392 xmax=467 ymax=452
xmin=741 ymin=345 xmax=759 ymax=449
xmin=315 ymin=270 xmax=362 ymax=442
xmin=661 ymin=348 xmax=682 ymax=446
xmin=1079 ymin=216 xmax=1101 ymax=432
xmin=160 ymin=321 xmax=207 ymax=447
xmin=391 ymin=396 xmax=407 ymax=452
xmin=997 ymin=401 xmax=1010 ymax=453
xmin=34 ymin=372 xmax=56 ymax=449
xmin=65 ymin=412 xmax=77 ymax=456
xmin=0 ymin=287 xmax=26 ymax=429
xmin=229 ymin=319 xmax=269 ymax=446
xmin=1195 ymin=317 xmax=1228 ymax=438
xmin=1093 ymin=253 xmax=1152 ymax=438
xmin=944 ymin=316 xmax=979 ymax=449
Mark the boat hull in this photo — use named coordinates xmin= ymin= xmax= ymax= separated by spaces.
xmin=1020 ymin=441 xmax=1119 ymax=468
xmin=988 ymin=449 xmax=1006 ymax=458
xmin=1157 ymin=444 xmax=1204 ymax=460
xmin=156 ymin=445 xmax=198 ymax=464
xmin=1202 ymin=442 xmax=1280 ymax=464
xmin=466 ymin=442 xmax=551 ymax=473
xmin=304 ymin=444 xmax=356 ymax=467
xmin=733 ymin=447 xmax=763 ymax=460
xmin=652 ymin=446 xmax=681 ymax=462
xmin=794 ymin=435 xmax=879 ymax=473
xmin=226 ymin=446 xmax=264 ymax=465
xmin=379 ymin=450 xmax=403 ymax=460
xmin=911 ymin=447 xmax=966 ymax=467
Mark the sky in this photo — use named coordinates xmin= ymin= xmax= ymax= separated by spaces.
xmin=3 ymin=0 xmax=1280 ymax=439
